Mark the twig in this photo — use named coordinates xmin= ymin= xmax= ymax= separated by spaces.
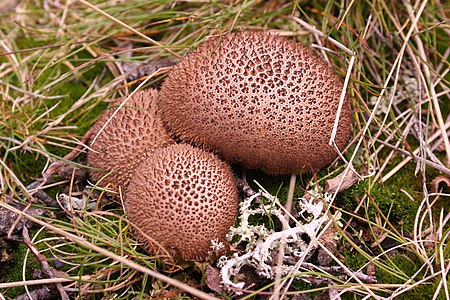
xmin=236 ymin=172 xmax=263 ymax=204
xmin=22 ymin=227 xmax=70 ymax=300
xmin=13 ymin=287 xmax=59 ymax=300
xmin=32 ymin=190 xmax=60 ymax=208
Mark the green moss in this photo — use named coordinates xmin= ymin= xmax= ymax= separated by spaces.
xmin=337 ymin=159 xmax=423 ymax=233
xmin=1 ymin=241 xmax=39 ymax=298
xmin=340 ymin=248 xmax=368 ymax=270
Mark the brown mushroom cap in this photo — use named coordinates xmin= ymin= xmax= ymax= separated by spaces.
xmin=159 ymin=31 xmax=352 ymax=174
xmin=87 ymin=88 xmax=173 ymax=187
xmin=124 ymin=144 xmax=238 ymax=261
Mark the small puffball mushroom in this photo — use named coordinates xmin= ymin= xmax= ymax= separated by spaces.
xmin=159 ymin=31 xmax=352 ymax=174
xmin=124 ymin=144 xmax=238 ymax=261
xmin=87 ymin=89 xmax=173 ymax=188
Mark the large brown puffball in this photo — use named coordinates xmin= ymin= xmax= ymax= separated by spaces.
xmin=87 ymin=89 xmax=173 ymax=188
xmin=159 ymin=31 xmax=352 ymax=174
xmin=124 ymin=144 xmax=238 ymax=261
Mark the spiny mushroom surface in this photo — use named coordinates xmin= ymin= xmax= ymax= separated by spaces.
xmin=87 ymin=88 xmax=173 ymax=188
xmin=159 ymin=31 xmax=352 ymax=174
xmin=124 ymin=144 xmax=238 ymax=261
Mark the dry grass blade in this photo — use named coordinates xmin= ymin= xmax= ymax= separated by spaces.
xmin=272 ymin=174 xmax=296 ymax=300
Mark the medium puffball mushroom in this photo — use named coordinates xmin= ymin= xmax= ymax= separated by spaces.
xmin=87 ymin=88 xmax=173 ymax=188
xmin=159 ymin=31 xmax=352 ymax=174
xmin=124 ymin=144 xmax=238 ymax=261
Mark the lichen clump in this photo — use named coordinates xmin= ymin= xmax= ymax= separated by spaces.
xmin=218 ymin=187 xmax=334 ymax=290
xmin=159 ymin=31 xmax=352 ymax=174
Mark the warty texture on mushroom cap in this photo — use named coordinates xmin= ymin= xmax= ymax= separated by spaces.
xmin=87 ymin=88 xmax=174 ymax=188
xmin=124 ymin=143 xmax=238 ymax=261
xmin=159 ymin=31 xmax=352 ymax=174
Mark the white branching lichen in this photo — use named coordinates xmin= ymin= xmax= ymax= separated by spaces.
xmin=218 ymin=188 xmax=335 ymax=290
xmin=210 ymin=238 xmax=225 ymax=251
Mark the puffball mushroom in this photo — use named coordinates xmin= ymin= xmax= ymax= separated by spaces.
xmin=124 ymin=144 xmax=238 ymax=261
xmin=159 ymin=31 xmax=352 ymax=174
xmin=87 ymin=89 xmax=173 ymax=188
